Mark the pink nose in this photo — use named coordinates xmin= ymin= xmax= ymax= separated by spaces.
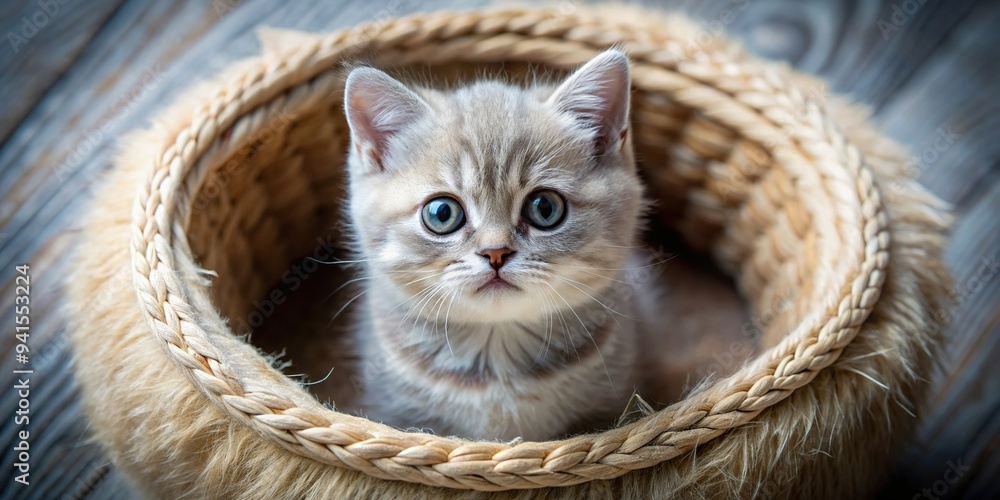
xmin=478 ymin=247 xmax=515 ymax=270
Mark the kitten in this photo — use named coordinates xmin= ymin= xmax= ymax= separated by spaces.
xmin=342 ymin=50 xmax=646 ymax=441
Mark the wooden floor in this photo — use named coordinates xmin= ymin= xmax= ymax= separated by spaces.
xmin=0 ymin=0 xmax=997 ymax=498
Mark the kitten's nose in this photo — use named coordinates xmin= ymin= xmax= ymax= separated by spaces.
xmin=478 ymin=247 xmax=515 ymax=270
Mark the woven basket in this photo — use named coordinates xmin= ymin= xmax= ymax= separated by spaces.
xmin=68 ymin=6 xmax=951 ymax=498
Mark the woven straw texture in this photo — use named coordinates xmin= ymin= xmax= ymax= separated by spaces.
xmin=67 ymin=5 xmax=951 ymax=498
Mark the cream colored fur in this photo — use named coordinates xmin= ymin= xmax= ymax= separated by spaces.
xmin=67 ymin=11 xmax=950 ymax=500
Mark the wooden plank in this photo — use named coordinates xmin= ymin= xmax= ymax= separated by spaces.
xmin=868 ymin=3 xmax=1000 ymax=498
xmin=0 ymin=1 xmax=239 ymax=498
xmin=875 ymin=1 xmax=1000 ymax=206
xmin=0 ymin=238 xmax=109 ymax=499
xmin=964 ymin=406 xmax=1000 ymax=499
xmin=0 ymin=0 xmax=228 ymax=202
xmin=821 ymin=0 xmax=980 ymax=108
xmin=78 ymin=466 xmax=132 ymax=500
xmin=0 ymin=0 xmax=997 ymax=498
xmin=0 ymin=0 xmax=125 ymax=145
xmin=0 ymin=0 xmax=238 ymax=359
xmin=0 ymin=0 xmax=237 ymax=316
xmin=669 ymin=0 xmax=980 ymax=108
xmin=882 ymin=181 xmax=1000 ymax=499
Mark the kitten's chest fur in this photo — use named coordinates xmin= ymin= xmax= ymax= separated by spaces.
xmin=355 ymin=276 xmax=639 ymax=441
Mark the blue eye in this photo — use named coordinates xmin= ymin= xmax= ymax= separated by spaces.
xmin=421 ymin=196 xmax=466 ymax=235
xmin=523 ymin=190 xmax=566 ymax=229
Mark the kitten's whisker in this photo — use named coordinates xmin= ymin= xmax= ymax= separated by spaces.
xmin=543 ymin=261 xmax=633 ymax=286
xmin=328 ymin=272 xmax=445 ymax=325
xmin=538 ymin=285 xmax=579 ymax=362
xmin=546 ymin=283 xmax=581 ymax=361
xmin=319 ymin=269 xmax=444 ymax=308
xmin=399 ymin=272 xmax=447 ymax=288
xmin=552 ymin=275 xmax=637 ymax=320
xmin=301 ymin=366 xmax=336 ymax=387
xmin=306 ymin=255 xmax=441 ymax=274
xmin=542 ymin=282 xmax=615 ymax=392
xmin=390 ymin=282 xmax=443 ymax=338
xmin=591 ymin=243 xmax=646 ymax=249
xmin=536 ymin=293 xmax=553 ymax=364
xmin=532 ymin=285 xmax=556 ymax=365
xmin=307 ymin=256 xmax=439 ymax=269
xmin=320 ymin=275 xmax=380 ymax=305
xmin=574 ymin=269 xmax=631 ymax=285
xmin=407 ymin=283 xmax=448 ymax=343
xmin=425 ymin=288 xmax=450 ymax=346
xmin=384 ymin=277 xmax=442 ymax=316
xmin=443 ymin=290 xmax=458 ymax=357
xmin=307 ymin=256 xmax=373 ymax=265
xmin=552 ymin=277 xmax=633 ymax=352
xmin=565 ymin=254 xmax=678 ymax=272
xmin=328 ymin=286 xmax=370 ymax=326
xmin=400 ymin=284 xmax=441 ymax=327
xmin=386 ymin=268 xmax=442 ymax=274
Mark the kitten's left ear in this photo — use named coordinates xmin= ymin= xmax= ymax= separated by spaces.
xmin=547 ymin=49 xmax=631 ymax=156
xmin=344 ymin=67 xmax=430 ymax=173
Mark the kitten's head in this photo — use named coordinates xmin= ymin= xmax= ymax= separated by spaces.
xmin=343 ymin=50 xmax=644 ymax=323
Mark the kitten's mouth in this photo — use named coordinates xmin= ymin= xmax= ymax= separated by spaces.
xmin=476 ymin=276 xmax=519 ymax=293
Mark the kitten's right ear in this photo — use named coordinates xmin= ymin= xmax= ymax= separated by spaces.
xmin=547 ymin=49 xmax=631 ymax=157
xmin=344 ymin=67 xmax=429 ymax=173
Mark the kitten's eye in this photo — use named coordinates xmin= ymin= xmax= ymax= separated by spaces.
xmin=523 ymin=190 xmax=566 ymax=229
xmin=421 ymin=196 xmax=466 ymax=235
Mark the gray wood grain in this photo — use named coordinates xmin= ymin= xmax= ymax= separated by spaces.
xmin=0 ymin=0 xmax=124 ymax=145
xmin=0 ymin=0 xmax=996 ymax=498
xmin=638 ymin=0 xmax=981 ymax=108
xmin=0 ymin=0 xmax=222 ymax=279
xmin=876 ymin=1 xmax=1000 ymax=208
xmin=884 ymin=181 xmax=1000 ymax=499
xmin=867 ymin=2 xmax=1000 ymax=496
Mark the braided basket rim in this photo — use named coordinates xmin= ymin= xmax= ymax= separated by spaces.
xmin=127 ymin=7 xmax=889 ymax=491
